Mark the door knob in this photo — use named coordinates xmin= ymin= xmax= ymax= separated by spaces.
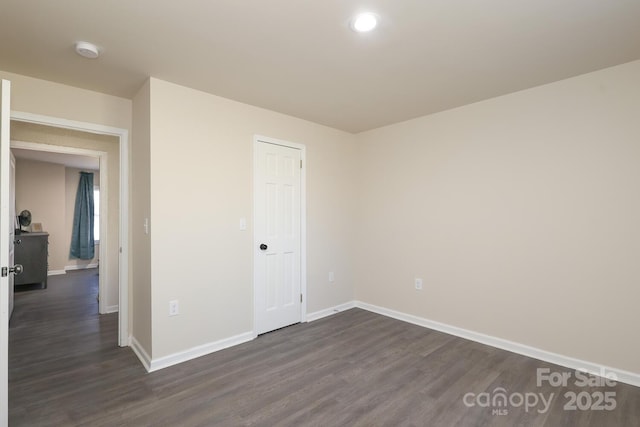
xmin=9 ymin=264 xmax=23 ymax=275
xmin=259 ymin=244 xmax=268 ymax=251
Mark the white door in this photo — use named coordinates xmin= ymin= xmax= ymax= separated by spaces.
xmin=0 ymin=79 xmax=12 ymax=427
xmin=254 ymin=140 xmax=302 ymax=335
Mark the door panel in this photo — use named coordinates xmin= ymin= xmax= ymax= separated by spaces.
xmin=1 ymin=79 xmax=12 ymax=427
xmin=255 ymin=141 xmax=302 ymax=335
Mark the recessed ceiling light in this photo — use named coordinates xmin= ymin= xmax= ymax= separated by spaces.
xmin=351 ymin=12 xmax=378 ymax=32
xmin=75 ymin=41 xmax=100 ymax=59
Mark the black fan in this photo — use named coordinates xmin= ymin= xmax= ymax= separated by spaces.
xmin=18 ymin=210 xmax=32 ymax=233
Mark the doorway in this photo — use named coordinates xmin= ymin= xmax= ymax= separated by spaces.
xmin=9 ymin=112 xmax=129 ymax=346
xmin=253 ymin=135 xmax=307 ymax=335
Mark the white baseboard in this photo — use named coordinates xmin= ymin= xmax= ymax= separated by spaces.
xmin=148 ymin=331 xmax=254 ymax=373
xmin=354 ymin=301 xmax=640 ymax=388
xmin=306 ymin=301 xmax=355 ymax=322
xmin=65 ymin=263 xmax=98 ymax=271
xmin=139 ymin=301 xmax=356 ymax=373
xmin=105 ymin=305 xmax=119 ymax=314
xmin=47 ymin=270 xmax=66 ymax=276
xmin=129 ymin=335 xmax=151 ymax=372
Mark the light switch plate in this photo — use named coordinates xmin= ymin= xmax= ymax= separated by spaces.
xmin=169 ymin=300 xmax=179 ymax=316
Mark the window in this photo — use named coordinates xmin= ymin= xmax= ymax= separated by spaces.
xmin=94 ymin=187 xmax=100 ymax=242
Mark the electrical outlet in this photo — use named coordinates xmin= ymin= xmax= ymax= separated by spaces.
xmin=414 ymin=278 xmax=423 ymax=290
xmin=169 ymin=300 xmax=179 ymax=316
xmin=329 ymin=272 xmax=335 ymax=282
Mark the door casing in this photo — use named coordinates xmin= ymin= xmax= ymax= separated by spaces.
xmin=10 ymin=110 xmax=129 ymax=347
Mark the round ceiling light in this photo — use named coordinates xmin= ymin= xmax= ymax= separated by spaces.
xmin=75 ymin=41 xmax=100 ymax=59
xmin=351 ymin=12 xmax=378 ymax=32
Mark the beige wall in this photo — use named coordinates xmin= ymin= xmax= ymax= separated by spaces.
xmin=131 ymin=79 xmax=152 ymax=354
xmin=11 ymin=122 xmax=120 ymax=310
xmin=14 ymin=159 xmax=66 ymax=270
xmin=65 ymin=167 xmax=100 ymax=269
xmin=355 ymin=60 xmax=640 ymax=374
xmin=146 ymin=78 xmax=356 ymax=358
xmin=0 ymin=70 xmax=131 ymax=131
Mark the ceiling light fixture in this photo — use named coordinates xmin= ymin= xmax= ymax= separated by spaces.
xmin=75 ymin=41 xmax=100 ymax=59
xmin=351 ymin=12 xmax=378 ymax=32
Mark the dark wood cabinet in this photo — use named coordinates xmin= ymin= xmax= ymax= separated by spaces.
xmin=14 ymin=232 xmax=49 ymax=289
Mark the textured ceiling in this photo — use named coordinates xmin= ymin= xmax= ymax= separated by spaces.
xmin=1 ymin=0 xmax=639 ymax=132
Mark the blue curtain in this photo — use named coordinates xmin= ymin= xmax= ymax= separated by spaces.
xmin=70 ymin=172 xmax=95 ymax=259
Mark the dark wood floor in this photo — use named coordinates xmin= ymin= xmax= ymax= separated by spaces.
xmin=9 ymin=270 xmax=640 ymax=426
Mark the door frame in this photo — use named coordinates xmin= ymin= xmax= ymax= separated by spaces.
xmin=11 ymin=140 xmax=109 ymax=313
xmin=252 ymin=135 xmax=307 ymax=337
xmin=10 ymin=111 xmax=130 ymax=347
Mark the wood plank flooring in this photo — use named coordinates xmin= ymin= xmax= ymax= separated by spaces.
xmin=9 ymin=270 xmax=640 ymax=426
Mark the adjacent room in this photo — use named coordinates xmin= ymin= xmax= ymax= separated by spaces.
xmin=13 ymin=152 xmax=100 ymax=276
xmin=0 ymin=1 xmax=639 ymax=426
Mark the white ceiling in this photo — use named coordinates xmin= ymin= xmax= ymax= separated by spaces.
xmin=12 ymin=148 xmax=99 ymax=170
xmin=1 ymin=0 xmax=639 ymax=133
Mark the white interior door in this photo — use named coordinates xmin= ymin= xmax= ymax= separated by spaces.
xmin=254 ymin=140 xmax=302 ymax=335
xmin=0 ymin=79 xmax=12 ymax=427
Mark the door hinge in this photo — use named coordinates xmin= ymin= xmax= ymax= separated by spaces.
xmin=1 ymin=267 xmax=7 ymax=277
xmin=300 ymin=293 xmax=303 ymax=303
xmin=300 ymin=159 xmax=302 ymax=169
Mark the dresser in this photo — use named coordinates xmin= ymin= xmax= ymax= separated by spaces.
xmin=14 ymin=232 xmax=49 ymax=289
